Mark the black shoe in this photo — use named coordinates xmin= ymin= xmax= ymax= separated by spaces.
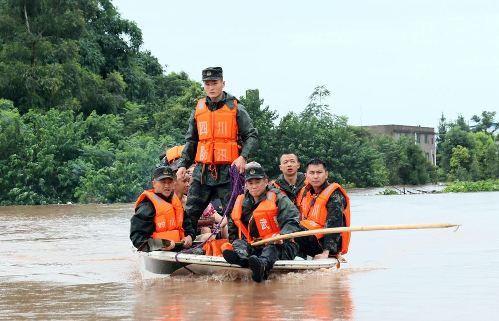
xmin=248 ymin=255 xmax=268 ymax=283
xmin=223 ymin=250 xmax=248 ymax=268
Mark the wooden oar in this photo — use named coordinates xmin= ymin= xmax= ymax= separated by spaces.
xmin=251 ymin=223 xmax=460 ymax=247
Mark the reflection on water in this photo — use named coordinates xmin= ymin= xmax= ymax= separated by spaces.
xmin=132 ymin=269 xmax=358 ymax=321
xmin=1 ymin=192 xmax=498 ymax=320
xmin=0 ymin=282 xmax=134 ymax=320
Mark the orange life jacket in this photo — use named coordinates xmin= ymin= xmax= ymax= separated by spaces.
xmin=134 ymin=190 xmax=185 ymax=242
xmin=166 ymin=145 xmax=184 ymax=163
xmin=194 ymin=98 xmax=239 ymax=164
xmin=202 ymin=238 xmax=230 ymax=257
xmin=231 ymin=191 xmax=280 ymax=243
xmin=297 ymin=183 xmax=351 ymax=254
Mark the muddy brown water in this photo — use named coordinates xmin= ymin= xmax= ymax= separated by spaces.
xmin=1 ymin=192 xmax=498 ymax=320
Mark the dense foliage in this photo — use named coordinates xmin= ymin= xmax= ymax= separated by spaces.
xmin=437 ymin=112 xmax=499 ymax=182
xmin=1 ymin=1 xmax=497 ymax=204
xmin=444 ymin=179 xmax=499 ymax=193
xmin=0 ymin=0 xmax=196 ymax=204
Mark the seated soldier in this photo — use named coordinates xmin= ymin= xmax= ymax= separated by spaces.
xmin=295 ymin=158 xmax=351 ymax=259
xmin=272 ymin=153 xmax=307 ymax=204
xmin=222 ymin=162 xmax=301 ymax=282
xmin=130 ymin=165 xmax=193 ymax=252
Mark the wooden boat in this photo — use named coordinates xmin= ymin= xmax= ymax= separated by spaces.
xmin=141 ymin=250 xmax=344 ymax=275
xmin=138 ymin=223 xmax=458 ymax=276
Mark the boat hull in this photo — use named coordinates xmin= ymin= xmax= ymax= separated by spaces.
xmin=141 ymin=251 xmax=342 ymax=275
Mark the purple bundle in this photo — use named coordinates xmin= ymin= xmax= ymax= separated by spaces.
xmin=224 ymin=165 xmax=246 ymax=215
xmin=204 ymin=165 xmax=244 ymax=236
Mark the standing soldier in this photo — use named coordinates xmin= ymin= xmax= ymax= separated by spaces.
xmin=272 ymin=153 xmax=307 ymax=204
xmin=176 ymin=67 xmax=258 ymax=246
xmin=296 ymin=158 xmax=351 ymax=259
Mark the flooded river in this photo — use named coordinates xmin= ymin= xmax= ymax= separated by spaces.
xmin=1 ymin=191 xmax=498 ymax=320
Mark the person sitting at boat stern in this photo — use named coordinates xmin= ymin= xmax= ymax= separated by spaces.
xmin=222 ymin=162 xmax=301 ymax=282
xmin=295 ymin=158 xmax=351 ymax=259
xmin=130 ymin=165 xmax=193 ymax=252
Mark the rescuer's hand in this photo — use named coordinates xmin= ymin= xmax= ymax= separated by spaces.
xmin=213 ymin=212 xmax=228 ymax=228
xmin=182 ymin=235 xmax=193 ymax=248
xmin=232 ymin=156 xmax=246 ymax=174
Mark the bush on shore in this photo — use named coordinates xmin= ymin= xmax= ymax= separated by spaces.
xmin=443 ymin=180 xmax=499 ymax=193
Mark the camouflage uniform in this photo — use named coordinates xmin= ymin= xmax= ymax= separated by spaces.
xmin=178 ymin=92 xmax=258 ymax=240
xmin=273 ymin=172 xmax=306 ymax=203
xmin=227 ymin=186 xmax=301 ymax=269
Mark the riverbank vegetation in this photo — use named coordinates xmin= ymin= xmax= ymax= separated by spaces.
xmin=444 ymin=180 xmax=499 ymax=193
xmin=1 ymin=1 xmax=497 ymax=204
xmin=437 ymin=112 xmax=498 ymax=182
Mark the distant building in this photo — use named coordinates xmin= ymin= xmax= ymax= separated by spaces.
xmin=362 ymin=125 xmax=436 ymax=165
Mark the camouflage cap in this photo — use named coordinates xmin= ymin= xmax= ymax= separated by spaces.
xmin=202 ymin=67 xmax=223 ymax=81
xmin=152 ymin=165 xmax=175 ymax=181
xmin=245 ymin=161 xmax=267 ymax=180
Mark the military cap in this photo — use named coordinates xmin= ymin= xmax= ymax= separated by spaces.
xmin=152 ymin=165 xmax=175 ymax=181
xmin=245 ymin=161 xmax=267 ymax=180
xmin=202 ymin=67 xmax=223 ymax=81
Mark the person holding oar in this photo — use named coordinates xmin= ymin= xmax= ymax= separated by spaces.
xmin=254 ymin=158 xmax=459 ymax=258
xmin=222 ymin=162 xmax=301 ymax=282
xmin=295 ymin=158 xmax=351 ymax=259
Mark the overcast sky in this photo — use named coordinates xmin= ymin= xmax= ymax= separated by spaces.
xmin=114 ymin=0 xmax=498 ymax=129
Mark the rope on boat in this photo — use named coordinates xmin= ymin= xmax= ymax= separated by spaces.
xmin=174 ymin=165 xmax=245 ymax=274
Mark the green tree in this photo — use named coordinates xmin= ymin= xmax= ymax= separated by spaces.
xmin=471 ymin=111 xmax=498 ymax=134
xmin=436 ymin=113 xmax=447 ymax=168
xmin=75 ymin=134 xmax=172 ymax=203
xmin=398 ymin=138 xmax=430 ymax=184
xmin=239 ymin=89 xmax=279 ymax=176
xmin=472 ymin=132 xmax=499 ymax=179
xmin=275 ymin=89 xmax=388 ymax=187
xmin=437 ymin=111 xmax=498 ymax=181
xmin=0 ymin=109 xmax=87 ymax=204
xmin=449 ymin=145 xmax=472 ymax=181
xmin=0 ymin=0 xmax=143 ymax=114
xmin=437 ymin=126 xmax=475 ymax=174
xmin=372 ymin=134 xmax=431 ymax=185
xmin=302 ymin=85 xmax=332 ymax=119
xmin=372 ymin=135 xmax=406 ymax=185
